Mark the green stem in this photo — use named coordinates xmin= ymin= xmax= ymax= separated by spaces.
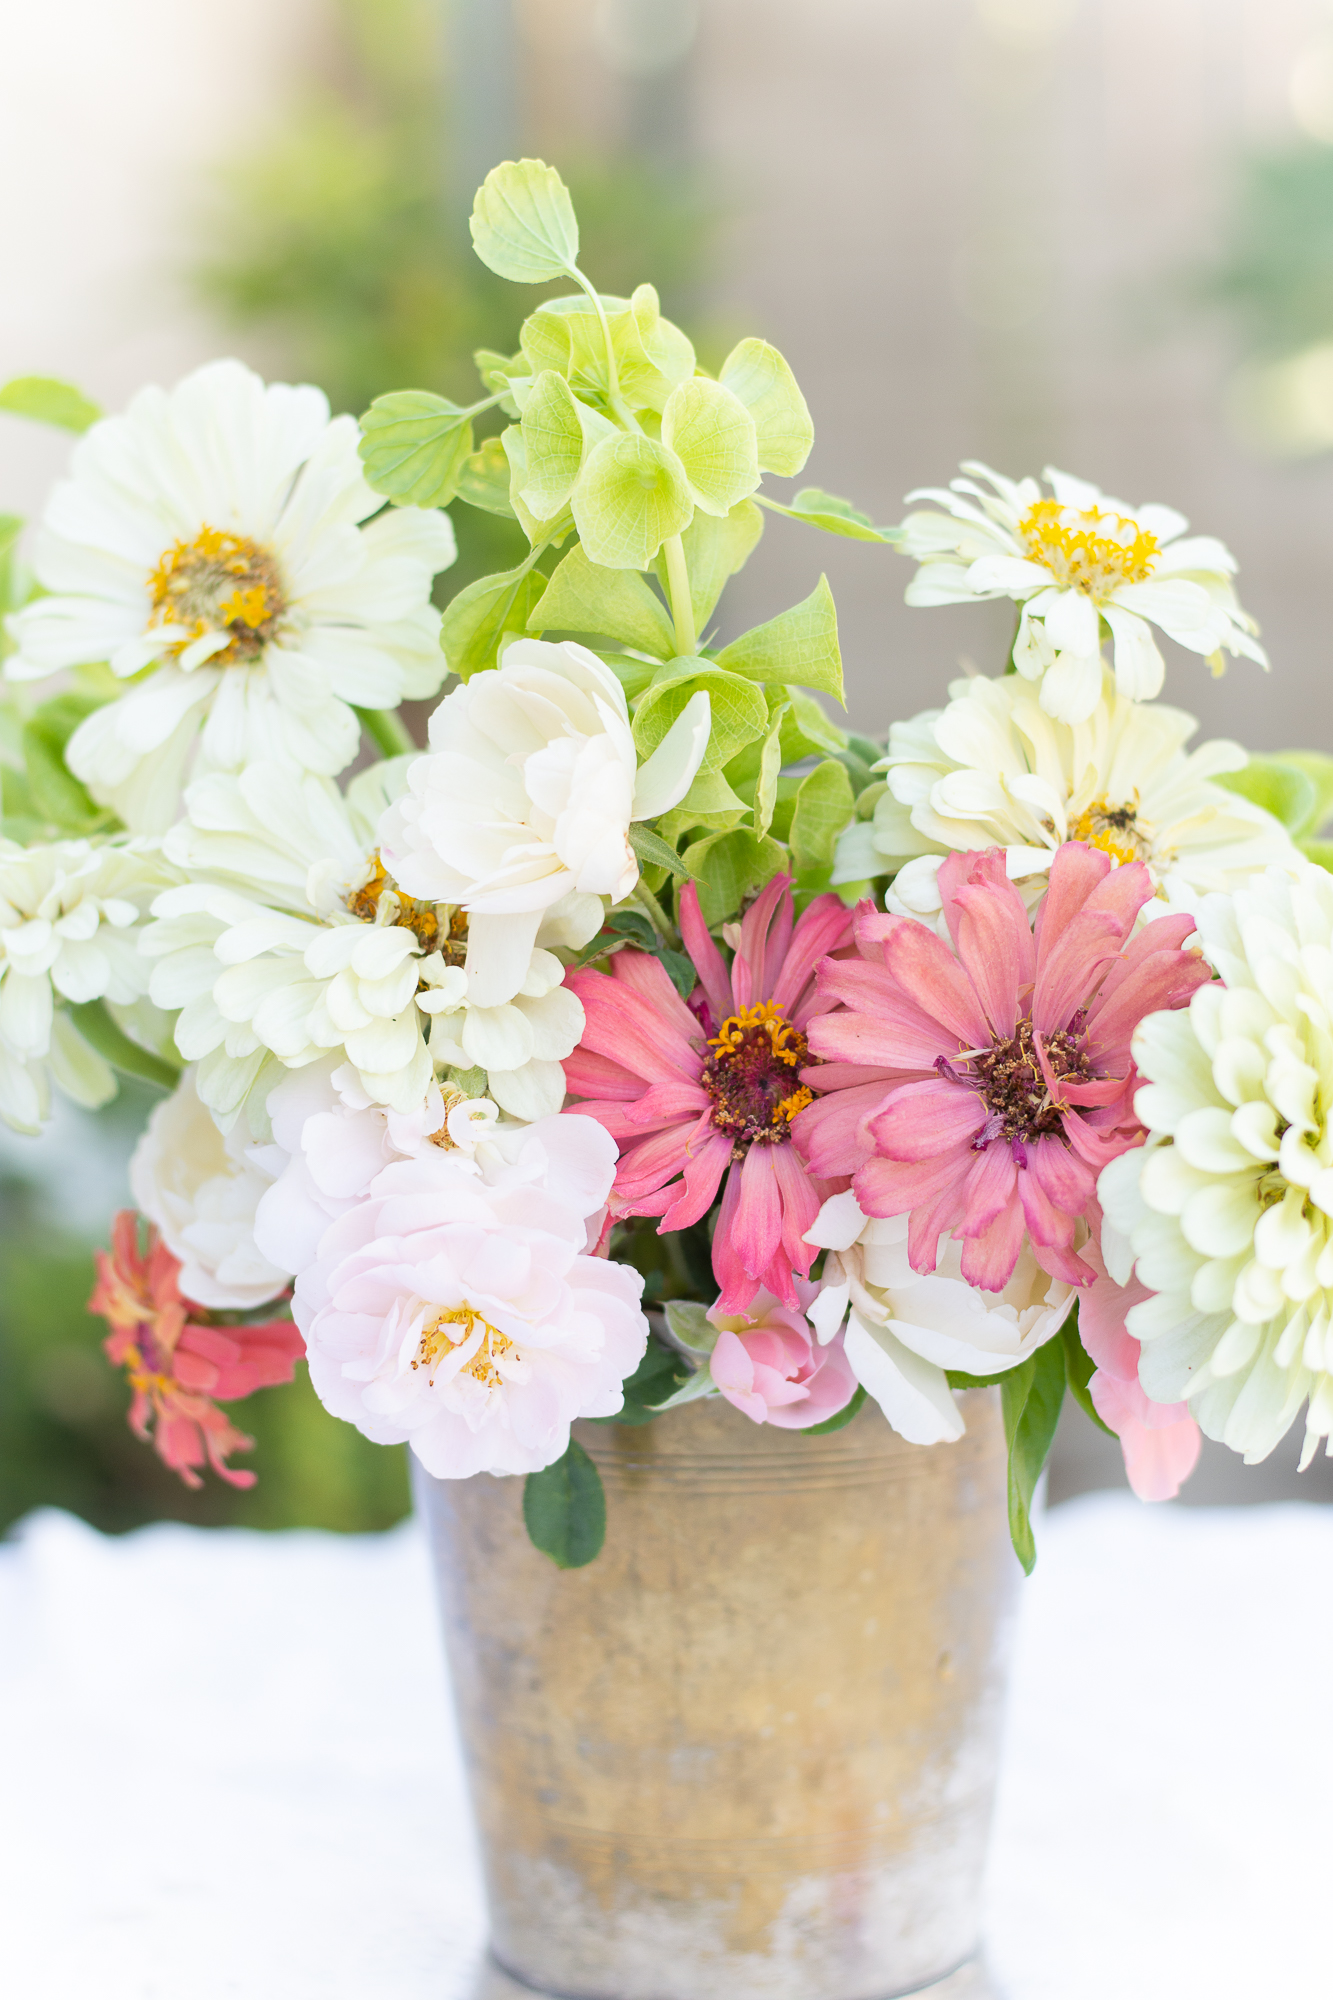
xmin=67 ymin=1000 xmax=180 ymax=1092
xmin=661 ymin=535 xmax=697 ymax=658
xmin=354 ymin=706 xmax=416 ymax=758
xmin=631 ymin=877 xmax=678 ymax=945
xmin=571 ymin=265 xmax=622 ymax=401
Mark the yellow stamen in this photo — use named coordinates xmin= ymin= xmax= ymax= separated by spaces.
xmin=1069 ymin=795 xmax=1152 ymax=869
xmin=412 ymin=1304 xmax=515 ymax=1389
xmin=1020 ymin=498 xmax=1158 ymax=601
xmin=147 ymin=524 xmax=285 ymax=665
xmin=709 ymin=1000 xmax=804 ymax=1071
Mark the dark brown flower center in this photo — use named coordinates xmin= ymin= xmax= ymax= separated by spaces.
xmin=701 ymin=1001 xmax=813 ymax=1159
xmin=938 ymin=1018 xmax=1094 ymax=1150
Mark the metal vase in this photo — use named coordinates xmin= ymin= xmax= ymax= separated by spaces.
xmin=416 ymin=1388 xmax=1016 ymax=2000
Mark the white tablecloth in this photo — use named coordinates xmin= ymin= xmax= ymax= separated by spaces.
xmin=2 ymin=1494 xmax=1328 ymax=2000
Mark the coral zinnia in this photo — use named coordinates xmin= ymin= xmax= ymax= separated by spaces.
xmin=91 ymin=1210 xmax=303 ymax=1488
xmin=563 ymin=877 xmax=854 ymax=1313
xmin=794 ymin=844 xmax=1211 ymax=1292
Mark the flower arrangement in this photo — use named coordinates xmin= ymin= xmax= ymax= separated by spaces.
xmin=5 ymin=161 xmax=1330 ymax=1571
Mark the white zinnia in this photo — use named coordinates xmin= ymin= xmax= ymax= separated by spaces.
xmin=5 ymin=359 xmax=455 ymax=832
xmin=293 ymin=1110 xmax=646 ymax=1478
xmin=130 ymin=1065 xmax=288 ymax=1309
xmin=381 ymin=638 xmax=711 ymax=1007
xmin=1099 ymin=859 xmax=1333 ymax=1469
xmin=140 ymin=758 xmax=592 ymax=1129
xmin=833 ymin=669 xmax=1298 ymax=910
xmin=0 ymin=837 xmax=169 ymax=1132
xmin=804 ymin=1192 xmax=1073 ymax=1445
xmin=898 ymin=462 xmax=1265 ymax=724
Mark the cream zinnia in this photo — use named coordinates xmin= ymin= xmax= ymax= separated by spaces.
xmin=6 ymin=359 xmax=455 ymax=831
xmin=1098 ymin=859 xmax=1333 ymax=1468
xmin=836 ymin=669 xmax=1298 ymax=910
xmin=897 ymin=463 xmax=1265 ymax=724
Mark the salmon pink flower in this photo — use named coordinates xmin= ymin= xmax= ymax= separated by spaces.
xmin=708 ymin=1287 xmax=858 ymax=1429
xmin=1077 ymin=1245 xmax=1201 ymax=1501
xmin=90 ymin=1210 xmax=303 ymax=1489
xmin=563 ymin=876 xmax=854 ymax=1313
xmin=795 ymin=843 xmax=1211 ymax=1293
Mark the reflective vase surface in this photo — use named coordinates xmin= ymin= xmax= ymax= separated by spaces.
xmin=416 ymin=1387 xmax=1016 ymax=2000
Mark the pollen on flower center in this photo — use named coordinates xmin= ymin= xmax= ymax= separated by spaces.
xmin=148 ymin=525 xmax=286 ymax=664
xmin=940 ymin=1018 xmax=1095 ymax=1151
xmin=412 ymin=1303 xmax=515 ymax=1388
xmin=701 ymin=1000 xmax=814 ymax=1159
xmin=1020 ymin=498 xmax=1158 ymax=600
xmin=1069 ymin=795 xmax=1153 ymax=868
xmin=345 ymin=849 xmax=467 ymax=961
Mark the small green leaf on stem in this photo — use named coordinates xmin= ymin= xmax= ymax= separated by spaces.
xmin=0 ymin=376 xmax=102 ymax=434
xmin=522 ymin=1439 xmax=606 ymax=1567
xmin=1000 ymin=1338 xmax=1067 ymax=1576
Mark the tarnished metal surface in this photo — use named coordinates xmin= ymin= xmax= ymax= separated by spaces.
xmin=418 ymin=1390 xmax=1016 ymax=2000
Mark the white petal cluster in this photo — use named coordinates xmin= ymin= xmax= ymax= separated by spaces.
xmin=833 ymin=669 xmax=1298 ymax=911
xmin=0 ymin=836 xmax=171 ymax=1131
xmin=381 ymin=638 xmax=710 ymax=1006
xmin=805 ymin=1192 xmax=1073 ymax=1444
xmin=5 ymin=360 xmax=455 ymax=832
xmin=1100 ymin=860 xmax=1333 ymax=1466
xmin=280 ymin=1095 xmax=646 ymax=1478
xmin=141 ymin=760 xmax=592 ymax=1129
xmin=898 ymin=462 xmax=1265 ymax=724
xmin=130 ymin=1066 xmax=288 ymax=1309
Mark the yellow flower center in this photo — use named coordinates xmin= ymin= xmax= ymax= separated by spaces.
xmin=412 ymin=1304 xmax=515 ymax=1389
xmin=344 ymin=849 xmax=467 ymax=961
xmin=1069 ymin=795 xmax=1153 ymax=868
xmin=701 ymin=1000 xmax=814 ymax=1157
xmin=148 ymin=525 xmax=286 ymax=665
xmin=1020 ymin=498 xmax=1158 ymax=601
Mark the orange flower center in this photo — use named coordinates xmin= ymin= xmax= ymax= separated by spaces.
xmin=344 ymin=849 xmax=467 ymax=961
xmin=1019 ymin=498 xmax=1158 ymax=600
xmin=148 ymin=525 xmax=286 ymax=665
xmin=701 ymin=1000 xmax=813 ymax=1159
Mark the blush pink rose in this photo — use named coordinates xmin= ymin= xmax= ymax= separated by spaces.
xmin=709 ymin=1289 xmax=858 ymax=1430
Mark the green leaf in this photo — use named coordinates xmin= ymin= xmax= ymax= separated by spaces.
xmin=628 ymin=821 xmax=706 ymax=877
xmin=0 ymin=375 xmax=101 ymax=434
xmin=719 ymin=338 xmax=814 ymax=477
xmin=790 ymin=759 xmax=856 ymax=871
xmin=752 ymin=703 xmax=788 ymax=839
xmin=660 ymin=376 xmax=759 ymax=517
xmin=1214 ymin=756 xmax=1316 ymax=834
xmin=440 ymin=561 xmax=547 ymax=680
xmin=474 ymin=347 xmax=524 ymax=413
xmin=617 ymin=284 xmax=697 ymax=411
xmin=470 ymin=158 xmax=580 ymax=284
xmin=22 ymin=695 xmax=115 ymax=834
xmin=1275 ymin=750 xmax=1333 ymax=837
xmin=572 ymin=431 xmax=694 ymax=570
xmin=65 ymin=999 xmax=180 ymax=1092
xmin=0 ymin=511 xmax=25 ymax=617
xmin=653 ymin=499 xmax=763 ymax=633
xmin=633 ymin=661 xmax=769 ymax=771
xmin=519 ymin=369 xmax=601 ymax=519
xmin=1300 ymin=838 xmax=1333 ymax=872
xmin=657 ymin=765 xmax=750 ymax=842
xmin=662 ymin=1300 xmax=719 ymax=1354
xmin=687 ymin=827 xmax=789 ymax=927
xmin=1000 ymin=1338 xmax=1067 ymax=1576
xmin=758 ymin=486 xmax=900 ymax=543
xmin=522 ymin=1438 xmax=606 ymax=1567
xmin=649 ymin=1360 xmax=720 ymax=1411
xmin=455 ymin=436 xmax=519 ymax=518
xmin=802 ymin=1383 xmax=867 ymax=1435
xmin=1059 ymin=1306 xmax=1115 ymax=1439
xmin=500 ymin=427 xmax=575 ymax=546
xmin=780 ymin=685 xmax=849 ymax=761
xmin=716 ymin=575 xmax=845 ymax=703
xmin=358 ymin=390 xmax=473 ymax=507
xmin=529 ymin=541 xmax=675 ymax=655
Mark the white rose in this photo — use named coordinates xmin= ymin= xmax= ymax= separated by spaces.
xmin=130 ymin=1066 xmax=289 ymax=1309
xmin=380 ymin=638 xmax=710 ymax=1006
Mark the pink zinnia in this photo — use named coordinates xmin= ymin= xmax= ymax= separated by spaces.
xmin=563 ymin=876 xmax=854 ymax=1313
xmin=91 ymin=1210 xmax=304 ymax=1490
xmin=794 ymin=843 xmax=1212 ymax=1292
